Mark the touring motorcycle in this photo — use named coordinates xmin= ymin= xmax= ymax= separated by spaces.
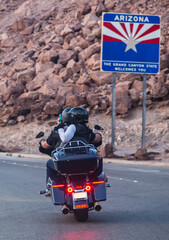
xmin=36 ymin=125 xmax=110 ymax=221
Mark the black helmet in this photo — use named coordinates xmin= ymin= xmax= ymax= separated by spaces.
xmin=67 ymin=107 xmax=88 ymax=124
xmin=61 ymin=107 xmax=72 ymax=123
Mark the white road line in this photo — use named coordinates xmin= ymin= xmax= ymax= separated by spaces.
xmin=1 ymin=160 xmax=45 ymax=169
xmin=107 ymin=175 xmax=138 ymax=183
xmin=128 ymin=168 xmax=160 ymax=173
xmin=105 ymin=166 xmax=169 ymax=177
xmin=128 ymin=168 xmax=169 ymax=176
xmin=104 ymin=166 xmax=161 ymax=173
xmin=0 ymin=156 xmax=47 ymax=163
xmin=2 ymin=160 xmax=139 ymax=181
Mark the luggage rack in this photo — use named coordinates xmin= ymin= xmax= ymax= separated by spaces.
xmin=55 ymin=141 xmax=95 ymax=155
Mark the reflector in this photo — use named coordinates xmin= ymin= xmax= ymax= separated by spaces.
xmin=92 ymin=181 xmax=105 ymax=184
xmin=52 ymin=184 xmax=64 ymax=188
xmin=75 ymin=204 xmax=87 ymax=209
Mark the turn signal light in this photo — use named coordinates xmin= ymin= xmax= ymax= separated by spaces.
xmin=85 ymin=185 xmax=91 ymax=192
xmin=67 ymin=186 xmax=73 ymax=193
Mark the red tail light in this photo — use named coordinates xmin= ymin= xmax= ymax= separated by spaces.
xmin=67 ymin=186 xmax=73 ymax=193
xmin=92 ymin=181 xmax=105 ymax=184
xmin=52 ymin=184 xmax=64 ymax=188
xmin=85 ymin=185 xmax=92 ymax=192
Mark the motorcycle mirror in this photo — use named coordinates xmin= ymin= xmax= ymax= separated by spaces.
xmin=35 ymin=131 xmax=44 ymax=139
xmin=94 ymin=124 xmax=104 ymax=131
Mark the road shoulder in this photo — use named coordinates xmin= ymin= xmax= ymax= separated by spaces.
xmin=0 ymin=152 xmax=169 ymax=167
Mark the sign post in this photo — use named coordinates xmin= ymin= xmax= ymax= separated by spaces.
xmin=112 ymin=72 xmax=116 ymax=150
xmin=142 ymin=74 xmax=147 ymax=148
xmin=101 ymin=12 xmax=160 ymax=149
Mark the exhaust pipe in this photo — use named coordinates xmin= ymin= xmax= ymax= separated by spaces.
xmin=94 ymin=202 xmax=102 ymax=212
xmin=62 ymin=205 xmax=69 ymax=215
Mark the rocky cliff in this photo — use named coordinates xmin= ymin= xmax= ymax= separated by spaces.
xmin=0 ymin=0 xmax=169 ymax=128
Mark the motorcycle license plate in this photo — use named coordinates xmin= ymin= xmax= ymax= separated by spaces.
xmin=73 ymin=192 xmax=87 ymax=200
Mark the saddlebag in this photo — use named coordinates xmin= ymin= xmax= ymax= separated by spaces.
xmin=93 ymin=172 xmax=106 ymax=201
xmin=51 ymin=179 xmax=65 ymax=205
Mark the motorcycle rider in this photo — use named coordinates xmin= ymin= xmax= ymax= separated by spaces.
xmin=40 ymin=107 xmax=103 ymax=192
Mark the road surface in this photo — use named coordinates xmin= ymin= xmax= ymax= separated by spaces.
xmin=0 ymin=155 xmax=169 ymax=240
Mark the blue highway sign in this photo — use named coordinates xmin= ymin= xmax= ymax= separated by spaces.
xmin=101 ymin=13 xmax=160 ymax=74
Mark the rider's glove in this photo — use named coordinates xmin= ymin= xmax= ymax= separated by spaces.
xmin=54 ymin=122 xmax=64 ymax=131
xmin=39 ymin=139 xmax=45 ymax=148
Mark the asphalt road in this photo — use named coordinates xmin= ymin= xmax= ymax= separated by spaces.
xmin=0 ymin=156 xmax=169 ymax=240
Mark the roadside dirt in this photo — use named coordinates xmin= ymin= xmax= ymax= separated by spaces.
xmin=0 ymin=103 xmax=169 ymax=163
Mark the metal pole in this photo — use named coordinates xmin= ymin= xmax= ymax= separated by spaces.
xmin=112 ymin=72 xmax=116 ymax=150
xmin=142 ymin=74 xmax=147 ymax=148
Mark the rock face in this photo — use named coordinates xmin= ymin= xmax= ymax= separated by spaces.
xmin=134 ymin=148 xmax=149 ymax=160
xmin=0 ymin=0 xmax=169 ymax=126
xmin=100 ymin=143 xmax=115 ymax=158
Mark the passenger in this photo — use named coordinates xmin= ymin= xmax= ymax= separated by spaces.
xmin=39 ymin=107 xmax=72 ymax=154
xmin=58 ymin=107 xmax=102 ymax=147
xmin=57 ymin=107 xmax=104 ymax=179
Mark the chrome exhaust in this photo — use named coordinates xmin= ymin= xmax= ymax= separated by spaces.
xmin=62 ymin=205 xmax=69 ymax=215
xmin=94 ymin=202 xmax=102 ymax=212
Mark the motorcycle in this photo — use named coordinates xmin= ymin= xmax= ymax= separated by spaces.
xmin=36 ymin=125 xmax=110 ymax=222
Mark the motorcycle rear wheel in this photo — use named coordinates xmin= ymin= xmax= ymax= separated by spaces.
xmin=74 ymin=209 xmax=88 ymax=222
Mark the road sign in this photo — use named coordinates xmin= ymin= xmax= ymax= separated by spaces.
xmin=101 ymin=13 xmax=160 ymax=74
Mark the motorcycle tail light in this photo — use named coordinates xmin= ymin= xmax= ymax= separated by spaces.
xmin=85 ymin=185 xmax=92 ymax=192
xmin=67 ymin=186 xmax=73 ymax=193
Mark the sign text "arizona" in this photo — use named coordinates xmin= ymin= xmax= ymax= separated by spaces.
xmin=114 ymin=14 xmax=149 ymax=23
